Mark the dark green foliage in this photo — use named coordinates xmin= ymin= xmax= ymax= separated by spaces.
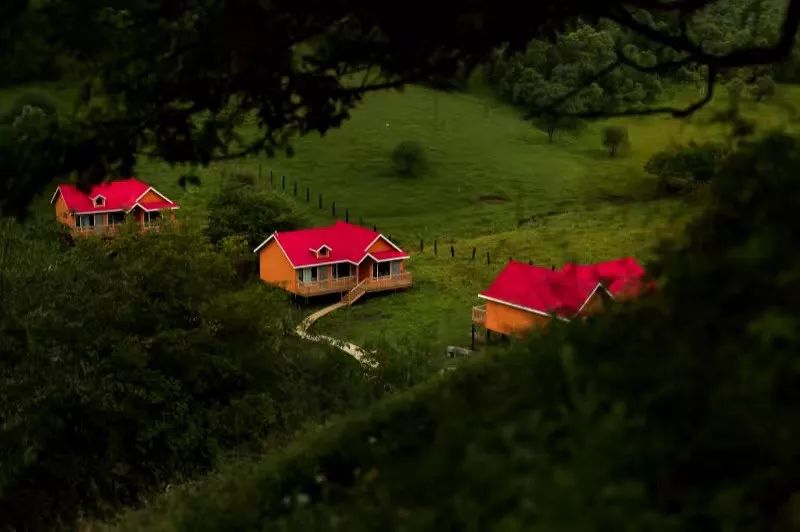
xmin=391 ymin=141 xmax=428 ymax=177
xmin=749 ymin=75 xmax=777 ymax=101
xmin=205 ymin=177 xmax=305 ymax=250
xmin=602 ymin=125 xmax=629 ymax=156
xmin=645 ymin=141 xmax=727 ymax=194
xmin=493 ymin=22 xmax=663 ymax=116
xmin=111 ymin=133 xmax=800 ymax=532
xmin=0 ymin=225 xmax=376 ymax=530
xmin=531 ymin=113 xmax=583 ymax=143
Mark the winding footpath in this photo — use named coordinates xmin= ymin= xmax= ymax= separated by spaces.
xmin=295 ymin=302 xmax=378 ymax=367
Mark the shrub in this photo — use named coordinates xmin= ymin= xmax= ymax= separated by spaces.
xmin=749 ymin=75 xmax=776 ymax=102
xmin=391 ymin=141 xmax=427 ymax=177
xmin=645 ymin=141 xmax=727 ymax=194
xmin=601 ymin=125 xmax=629 ymax=156
xmin=206 ymin=180 xmax=305 ymax=250
xmin=0 ymin=90 xmax=59 ymax=125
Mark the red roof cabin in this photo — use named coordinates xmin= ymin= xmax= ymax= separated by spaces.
xmin=472 ymin=258 xmax=648 ymax=337
xmin=254 ymin=221 xmax=412 ymax=303
xmin=51 ymin=178 xmax=179 ymax=236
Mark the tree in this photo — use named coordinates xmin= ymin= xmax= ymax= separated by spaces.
xmin=645 ymin=141 xmax=727 ymax=194
xmin=206 ymin=177 xmax=305 ymax=250
xmin=602 ymin=125 xmax=629 ymax=156
xmin=750 ymin=74 xmax=777 ymax=101
xmin=3 ymin=1 xmax=800 ymax=215
xmin=532 ymin=113 xmax=583 ymax=143
xmin=391 ymin=141 xmax=428 ymax=177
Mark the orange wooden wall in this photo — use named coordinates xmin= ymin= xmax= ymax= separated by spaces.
xmin=138 ymin=189 xmax=166 ymax=203
xmin=259 ymin=241 xmax=296 ymax=292
xmin=484 ymin=301 xmax=552 ymax=336
xmin=54 ymin=194 xmax=75 ymax=227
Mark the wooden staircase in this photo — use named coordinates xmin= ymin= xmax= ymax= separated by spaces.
xmin=342 ymin=279 xmax=368 ymax=306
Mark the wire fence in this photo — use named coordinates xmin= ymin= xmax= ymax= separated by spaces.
xmin=248 ymin=164 xmax=552 ymax=269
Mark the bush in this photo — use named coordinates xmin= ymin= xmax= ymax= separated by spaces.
xmin=391 ymin=141 xmax=427 ymax=177
xmin=645 ymin=141 xmax=727 ymax=194
xmin=0 ymin=90 xmax=59 ymax=125
xmin=601 ymin=125 xmax=629 ymax=156
xmin=206 ymin=179 xmax=305 ymax=250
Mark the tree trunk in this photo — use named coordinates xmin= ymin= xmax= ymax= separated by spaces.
xmin=548 ymin=128 xmax=556 ymax=143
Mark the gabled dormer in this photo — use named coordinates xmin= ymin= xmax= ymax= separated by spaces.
xmin=310 ymin=245 xmax=332 ymax=259
xmin=92 ymin=195 xmax=106 ymax=207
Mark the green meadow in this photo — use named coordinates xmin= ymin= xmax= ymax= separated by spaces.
xmin=13 ymin=82 xmax=800 ymax=350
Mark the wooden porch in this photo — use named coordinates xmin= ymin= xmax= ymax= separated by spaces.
xmin=296 ymin=272 xmax=413 ymax=299
xmin=296 ymin=276 xmax=358 ymax=297
xmin=472 ymin=305 xmax=486 ymax=326
xmin=72 ymin=222 xmax=161 ymax=237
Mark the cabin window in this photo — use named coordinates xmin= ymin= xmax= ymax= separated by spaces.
xmin=372 ymin=261 xmax=391 ymax=278
xmin=317 ymin=247 xmax=330 ymax=257
xmin=108 ymin=212 xmax=125 ymax=225
xmin=76 ymin=214 xmax=94 ymax=228
xmin=298 ymin=267 xmax=318 ymax=283
xmin=94 ymin=213 xmax=106 ymax=226
xmin=318 ymin=266 xmax=329 ymax=281
xmin=390 ymin=261 xmax=401 ymax=276
xmin=94 ymin=196 xmax=105 ymax=207
xmin=333 ymin=263 xmax=354 ymax=278
xmin=145 ymin=211 xmax=161 ymax=223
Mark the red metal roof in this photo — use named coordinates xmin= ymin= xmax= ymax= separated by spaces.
xmin=559 ymin=257 xmax=647 ymax=298
xmin=255 ymin=221 xmax=405 ymax=268
xmin=479 ymin=261 xmax=604 ymax=319
xmin=51 ymin=178 xmax=179 ymax=213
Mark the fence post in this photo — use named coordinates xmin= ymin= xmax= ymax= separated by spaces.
xmin=450 ymin=245 xmax=455 ymax=258
xmin=345 ymin=208 xmax=349 ymax=222
xmin=471 ymin=247 xmax=476 ymax=260
xmin=434 ymin=240 xmax=438 ymax=255
xmin=281 ymin=175 xmax=286 ymax=191
xmin=306 ymin=187 xmax=310 ymax=202
xmin=486 ymin=251 xmax=490 ymax=264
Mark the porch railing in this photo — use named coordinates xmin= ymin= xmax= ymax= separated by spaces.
xmin=296 ymin=275 xmax=358 ymax=296
xmin=472 ymin=305 xmax=486 ymax=325
xmin=365 ymin=272 xmax=413 ymax=292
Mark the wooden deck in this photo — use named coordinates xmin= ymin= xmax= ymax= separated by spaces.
xmin=472 ymin=305 xmax=486 ymax=325
xmin=73 ymin=223 xmax=161 ymax=236
xmin=297 ymin=272 xmax=413 ymax=298
xmin=297 ymin=276 xmax=358 ymax=297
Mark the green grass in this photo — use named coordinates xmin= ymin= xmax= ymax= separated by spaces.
xmin=12 ymin=81 xmax=800 ymax=350
xmin=313 ymin=198 xmax=694 ymax=351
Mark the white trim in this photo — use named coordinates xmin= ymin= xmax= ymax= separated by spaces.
xmin=125 ymin=202 xmax=180 ymax=213
xmin=132 ymin=185 xmax=173 ymax=205
xmin=50 ymin=187 xmax=62 ymax=204
xmin=364 ymin=234 xmax=403 ymax=253
xmin=363 ymin=253 xmax=410 ymax=263
xmin=91 ymin=194 xmax=107 ymax=207
xmin=477 ymin=294 xmax=571 ymax=322
xmin=310 ymin=244 xmax=332 ymax=253
xmin=73 ymin=208 xmax=126 ymax=215
xmin=253 ymin=233 xmax=276 ymax=253
xmin=253 ymin=233 xmax=298 ymax=270
xmin=574 ymin=283 xmax=615 ymax=316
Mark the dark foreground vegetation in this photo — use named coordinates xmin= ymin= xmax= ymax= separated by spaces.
xmin=2 ymin=0 xmax=800 ymax=530
xmin=112 ymin=132 xmax=800 ymax=532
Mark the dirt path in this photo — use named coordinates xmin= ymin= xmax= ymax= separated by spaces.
xmin=295 ymin=302 xmax=378 ymax=367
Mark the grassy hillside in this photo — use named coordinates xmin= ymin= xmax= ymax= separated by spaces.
xmin=11 ymin=82 xmax=800 ymax=351
xmin=314 ymin=198 xmax=693 ymax=350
